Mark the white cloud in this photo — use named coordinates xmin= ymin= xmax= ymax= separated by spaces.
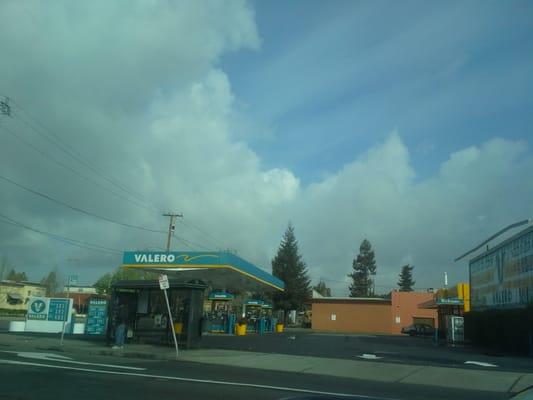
xmin=0 ymin=1 xmax=531 ymax=298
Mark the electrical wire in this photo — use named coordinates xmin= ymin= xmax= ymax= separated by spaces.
xmin=0 ymin=174 xmax=166 ymax=234
xmin=171 ymin=233 xmax=212 ymax=251
xmin=0 ymin=124 xmax=156 ymax=213
xmin=9 ymin=100 xmax=163 ymax=213
xmin=0 ymin=212 xmax=122 ymax=255
xmin=179 ymin=218 xmax=226 ymax=250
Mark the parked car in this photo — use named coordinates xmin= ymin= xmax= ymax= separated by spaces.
xmin=401 ymin=323 xmax=435 ymax=336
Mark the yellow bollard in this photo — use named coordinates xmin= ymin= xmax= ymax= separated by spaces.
xmin=275 ymin=323 xmax=284 ymax=333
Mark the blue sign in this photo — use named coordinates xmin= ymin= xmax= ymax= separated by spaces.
xmin=245 ymin=300 xmax=264 ymax=306
xmin=48 ymin=299 xmax=70 ymax=321
xmin=31 ymin=300 xmax=46 ymax=313
xmin=208 ymin=291 xmax=234 ymax=300
xmin=85 ymin=298 xmax=108 ymax=335
xmin=122 ymin=251 xmax=285 ymax=291
xmin=27 ymin=298 xmax=48 ymax=320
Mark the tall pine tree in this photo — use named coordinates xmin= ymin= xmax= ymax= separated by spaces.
xmin=348 ymin=239 xmax=377 ymax=297
xmin=272 ymin=223 xmax=311 ymax=320
xmin=397 ymin=264 xmax=415 ymax=292
xmin=40 ymin=269 xmax=60 ymax=296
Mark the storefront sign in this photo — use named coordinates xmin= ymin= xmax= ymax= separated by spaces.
xmin=25 ymin=297 xmax=73 ymax=333
xmin=85 ymin=298 xmax=108 ymax=335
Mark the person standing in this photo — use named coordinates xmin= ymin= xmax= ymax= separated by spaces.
xmin=112 ymin=304 xmax=128 ymax=349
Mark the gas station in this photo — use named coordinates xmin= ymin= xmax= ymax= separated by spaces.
xmin=107 ymin=251 xmax=285 ymax=347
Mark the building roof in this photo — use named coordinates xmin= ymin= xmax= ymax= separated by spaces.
xmin=311 ymin=297 xmax=391 ymax=304
xmin=122 ymin=251 xmax=284 ymax=292
xmin=111 ymin=279 xmax=207 ymax=290
xmin=0 ymin=280 xmax=46 ymax=287
xmin=469 ymin=224 xmax=533 ymax=264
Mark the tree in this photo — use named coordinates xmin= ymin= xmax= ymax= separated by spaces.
xmin=272 ymin=223 xmax=312 ymax=320
xmin=1 ymin=256 xmax=12 ymax=280
xmin=397 ymin=264 xmax=415 ymax=292
xmin=40 ymin=269 xmax=60 ymax=296
xmin=6 ymin=269 xmax=28 ymax=282
xmin=93 ymin=267 xmax=153 ymax=294
xmin=93 ymin=273 xmax=113 ymax=295
xmin=313 ymin=280 xmax=331 ymax=297
xmin=348 ymin=239 xmax=377 ymax=297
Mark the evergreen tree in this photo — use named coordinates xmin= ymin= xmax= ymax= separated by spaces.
xmin=348 ymin=239 xmax=377 ymax=297
xmin=272 ymin=223 xmax=312 ymax=320
xmin=397 ymin=264 xmax=415 ymax=292
xmin=313 ymin=280 xmax=332 ymax=297
xmin=40 ymin=269 xmax=60 ymax=296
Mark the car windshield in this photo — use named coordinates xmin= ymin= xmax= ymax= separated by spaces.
xmin=1 ymin=1 xmax=532 ymax=400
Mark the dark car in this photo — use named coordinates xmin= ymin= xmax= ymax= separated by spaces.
xmin=401 ymin=323 xmax=435 ymax=336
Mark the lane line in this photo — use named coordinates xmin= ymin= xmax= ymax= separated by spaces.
xmin=0 ymin=358 xmax=399 ymax=400
xmin=0 ymin=351 xmax=146 ymax=370
xmin=464 ymin=361 xmax=498 ymax=368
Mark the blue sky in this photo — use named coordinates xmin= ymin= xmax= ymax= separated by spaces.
xmin=221 ymin=0 xmax=533 ymax=183
xmin=1 ymin=1 xmax=532 ymax=293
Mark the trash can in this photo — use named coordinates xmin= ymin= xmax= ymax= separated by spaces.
xmin=174 ymin=322 xmax=183 ymax=334
xmin=275 ymin=323 xmax=284 ymax=333
xmin=235 ymin=323 xmax=247 ymax=336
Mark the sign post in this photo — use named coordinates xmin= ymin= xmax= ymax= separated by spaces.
xmin=159 ymin=274 xmax=178 ymax=358
xmin=60 ymin=275 xmax=77 ymax=346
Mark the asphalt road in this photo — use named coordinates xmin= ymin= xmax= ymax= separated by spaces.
xmin=200 ymin=331 xmax=533 ymax=372
xmin=0 ymin=349 xmax=509 ymax=400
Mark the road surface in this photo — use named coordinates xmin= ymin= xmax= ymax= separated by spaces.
xmin=0 ymin=349 xmax=507 ymax=400
xmin=201 ymin=331 xmax=533 ymax=372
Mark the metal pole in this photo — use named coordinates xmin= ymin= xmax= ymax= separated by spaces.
xmin=163 ymin=212 xmax=182 ymax=252
xmin=163 ymin=288 xmax=179 ymax=358
xmin=60 ymin=283 xmax=70 ymax=346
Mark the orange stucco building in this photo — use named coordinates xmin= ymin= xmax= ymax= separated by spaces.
xmin=311 ymin=291 xmax=438 ymax=334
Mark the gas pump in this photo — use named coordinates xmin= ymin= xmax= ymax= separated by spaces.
xmin=207 ymin=292 xmax=235 ymax=333
xmin=262 ymin=303 xmax=274 ymax=333
xmin=244 ymin=300 xmax=263 ymax=333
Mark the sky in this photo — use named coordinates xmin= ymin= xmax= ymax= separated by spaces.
xmin=0 ymin=0 xmax=532 ymax=295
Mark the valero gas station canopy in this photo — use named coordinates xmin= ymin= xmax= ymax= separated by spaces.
xmin=122 ymin=251 xmax=284 ymax=292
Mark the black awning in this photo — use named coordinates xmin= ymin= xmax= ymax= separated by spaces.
xmin=7 ymin=292 xmax=24 ymax=301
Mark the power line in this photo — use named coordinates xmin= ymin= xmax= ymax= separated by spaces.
xmin=0 ymin=124 xmax=157 ymax=214
xmin=0 ymin=212 xmax=122 ymax=255
xmin=0 ymin=174 xmax=166 ymax=234
xmin=179 ymin=218 xmax=226 ymax=250
xmin=9 ymin=107 xmax=163 ymax=213
xmin=172 ymin=233 xmax=212 ymax=251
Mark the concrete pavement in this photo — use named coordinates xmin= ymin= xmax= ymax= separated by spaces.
xmin=1 ymin=332 xmax=532 ymax=395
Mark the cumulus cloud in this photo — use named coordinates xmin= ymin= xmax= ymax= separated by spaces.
xmin=294 ymin=135 xmax=532 ymax=295
xmin=0 ymin=1 xmax=531 ymax=296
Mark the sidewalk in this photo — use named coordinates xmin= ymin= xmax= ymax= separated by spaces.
xmin=1 ymin=332 xmax=532 ymax=394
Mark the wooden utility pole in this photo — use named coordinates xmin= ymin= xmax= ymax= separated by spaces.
xmin=163 ymin=212 xmax=182 ymax=251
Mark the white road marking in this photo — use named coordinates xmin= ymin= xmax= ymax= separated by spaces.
xmin=464 ymin=361 xmax=498 ymax=368
xmin=0 ymin=351 xmax=145 ymax=370
xmin=357 ymin=354 xmax=383 ymax=360
xmin=0 ymin=358 xmax=399 ymax=400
